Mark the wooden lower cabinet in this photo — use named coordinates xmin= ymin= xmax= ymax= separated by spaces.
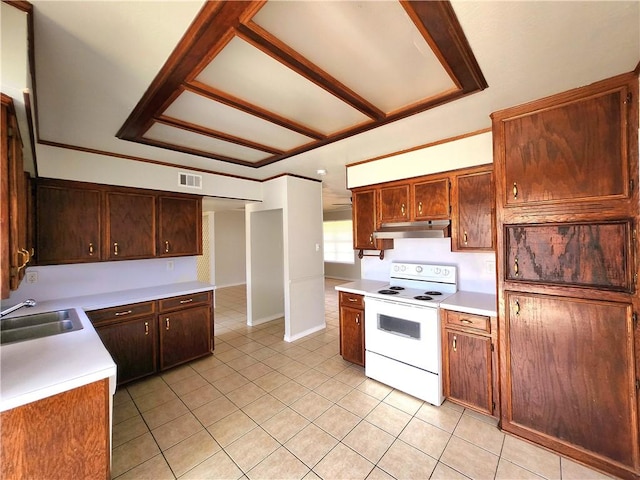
xmin=1 ymin=379 xmax=110 ymax=479
xmin=442 ymin=309 xmax=497 ymax=416
xmin=339 ymin=291 xmax=365 ymax=366
xmin=88 ymin=291 xmax=213 ymax=385
xmin=501 ymin=291 xmax=639 ymax=478
xmin=159 ymin=304 xmax=212 ymax=370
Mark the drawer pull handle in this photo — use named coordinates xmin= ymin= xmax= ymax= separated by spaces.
xmin=179 ymin=298 xmax=193 ymax=304
xmin=89 ymin=242 xmax=94 ymax=255
xmin=144 ymin=321 xmax=149 ymax=335
xmin=461 ymin=319 xmax=473 ymax=325
xmin=113 ymin=242 xmax=119 ymax=256
xmin=418 ymin=201 xmax=423 ymax=215
xmin=463 ymin=232 xmax=468 ymax=245
xmin=513 ymin=182 xmax=518 ymax=199
xmin=165 ymin=240 xmax=170 ymax=253
xmin=369 ymin=234 xmax=374 ymax=245
xmin=115 ymin=310 xmax=132 ymax=316
xmin=355 ymin=314 xmax=360 ymax=325
xmin=453 ymin=335 xmax=457 ymax=352
xmin=348 ymin=298 xmax=358 ymax=302
xmin=165 ymin=318 xmax=170 ymax=330
xmin=401 ymin=203 xmax=406 ymax=216
xmin=515 ymin=300 xmax=520 ymax=316
xmin=514 ymin=257 xmax=519 ymax=277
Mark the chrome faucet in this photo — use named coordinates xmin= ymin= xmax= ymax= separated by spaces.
xmin=0 ymin=299 xmax=37 ymax=317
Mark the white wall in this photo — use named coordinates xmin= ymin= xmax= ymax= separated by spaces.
xmin=8 ymin=257 xmax=197 ymax=303
xmin=246 ymin=176 xmax=325 ymax=341
xmin=347 ymin=131 xmax=492 ymax=188
xmin=214 ymin=209 xmax=246 ymax=288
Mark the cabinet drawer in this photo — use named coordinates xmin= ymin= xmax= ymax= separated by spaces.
xmin=339 ymin=291 xmax=364 ymax=308
xmin=445 ymin=310 xmax=490 ymax=333
xmin=86 ymin=301 xmax=156 ymax=325
xmin=159 ymin=291 xmax=212 ymax=312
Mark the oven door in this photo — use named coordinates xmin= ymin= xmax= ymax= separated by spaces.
xmin=364 ymin=296 xmax=440 ymax=373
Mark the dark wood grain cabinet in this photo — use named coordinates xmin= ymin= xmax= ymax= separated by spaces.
xmin=36 ymin=182 xmax=102 ymax=265
xmin=352 ymin=188 xmax=393 ymax=253
xmin=411 ymin=176 xmax=450 ymax=221
xmin=35 ymin=178 xmax=202 ymax=265
xmin=378 ymin=183 xmax=410 ymax=223
xmin=493 ymin=71 xmax=639 ymax=479
xmin=338 ymin=291 xmax=365 ymax=366
xmin=158 ymin=195 xmax=202 ymax=257
xmin=1 ymin=94 xmax=31 ymax=298
xmin=442 ymin=309 xmax=497 ymax=416
xmin=88 ymin=302 xmax=157 ymax=386
xmin=88 ymin=291 xmax=213 ymax=385
xmin=451 ymin=166 xmax=494 ymax=251
xmin=158 ymin=291 xmax=213 ymax=370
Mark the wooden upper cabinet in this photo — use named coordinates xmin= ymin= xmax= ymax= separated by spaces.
xmin=503 ymin=292 xmax=638 ymax=471
xmin=36 ymin=182 xmax=102 ymax=265
xmin=158 ymin=195 xmax=202 ymax=257
xmin=105 ymin=191 xmax=156 ymax=260
xmin=352 ymin=188 xmax=392 ymax=251
xmin=452 ymin=167 xmax=494 ymax=251
xmin=493 ymin=75 xmax=635 ymax=209
xmin=412 ymin=177 xmax=450 ymax=221
xmin=505 ymin=220 xmax=633 ymax=292
xmin=378 ymin=183 xmax=410 ymax=223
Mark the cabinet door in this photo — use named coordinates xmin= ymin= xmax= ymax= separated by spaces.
xmin=412 ymin=178 xmax=449 ymax=220
xmin=453 ymin=170 xmax=494 ymax=251
xmin=158 ymin=195 xmax=202 ymax=257
xmin=96 ymin=316 xmax=157 ymax=385
xmin=352 ymin=189 xmax=392 ymax=251
xmin=36 ymin=183 xmax=102 ymax=264
xmin=339 ymin=305 xmax=364 ymax=366
xmin=105 ymin=191 xmax=156 ymax=260
xmin=444 ymin=330 xmax=493 ymax=415
xmin=505 ymin=221 xmax=632 ymax=291
xmin=379 ymin=184 xmax=409 ymax=223
xmin=159 ymin=305 xmax=212 ymax=370
xmin=503 ymin=292 xmax=638 ymax=469
xmin=498 ymin=83 xmax=631 ymax=207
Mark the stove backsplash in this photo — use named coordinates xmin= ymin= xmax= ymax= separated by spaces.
xmin=361 ymin=238 xmax=496 ymax=295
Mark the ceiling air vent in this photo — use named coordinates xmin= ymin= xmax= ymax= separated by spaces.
xmin=179 ymin=172 xmax=202 ymax=189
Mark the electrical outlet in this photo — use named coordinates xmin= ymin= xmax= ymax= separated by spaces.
xmin=166 ymin=260 xmax=174 ymax=271
xmin=26 ymin=271 xmax=38 ymax=284
xmin=485 ymin=260 xmax=496 ymax=274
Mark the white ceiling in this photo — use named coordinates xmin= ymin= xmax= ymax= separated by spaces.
xmin=20 ymin=1 xmax=640 ymax=211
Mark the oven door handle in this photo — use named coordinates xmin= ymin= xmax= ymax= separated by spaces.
xmin=377 ymin=326 xmax=420 ymax=340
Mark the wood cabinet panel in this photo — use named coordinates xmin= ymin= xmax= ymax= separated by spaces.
xmin=86 ymin=301 xmax=156 ymax=326
xmin=352 ymin=188 xmax=392 ymax=252
xmin=95 ymin=317 xmax=157 ymax=385
xmin=503 ymin=292 xmax=637 ymax=469
xmin=105 ymin=191 xmax=156 ymax=260
xmin=505 ymin=221 xmax=632 ymax=291
xmin=379 ymin=184 xmax=410 ymax=223
xmin=159 ymin=291 xmax=211 ymax=312
xmin=339 ymin=291 xmax=364 ymax=309
xmin=1 ymin=379 xmax=110 ymax=479
xmin=158 ymin=195 xmax=202 ymax=257
xmin=444 ymin=310 xmax=490 ymax=333
xmin=159 ymin=304 xmax=213 ymax=370
xmin=444 ymin=330 xmax=493 ymax=415
xmin=36 ymin=183 xmax=102 ymax=264
xmin=497 ymin=83 xmax=630 ymax=207
xmin=339 ymin=304 xmax=364 ymax=366
xmin=452 ymin=168 xmax=494 ymax=251
xmin=412 ymin=178 xmax=450 ymax=220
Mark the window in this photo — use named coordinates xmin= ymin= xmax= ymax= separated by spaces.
xmin=323 ymin=220 xmax=354 ymax=264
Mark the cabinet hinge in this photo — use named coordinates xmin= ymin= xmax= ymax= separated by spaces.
xmin=636 ymin=379 xmax=640 ymax=391
xmin=626 ymin=92 xmax=632 ymax=104
xmin=492 ymin=401 xmax=496 ymax=410
xmin=7 ymin=127 xmax=14 ymax=138
xmin=490 ymin=343 xmax=495 ymax=352
xmin=634 ymin=312 xmax=638 ymax=328
xmin=631 ymin=179 xmax=635 ymax=193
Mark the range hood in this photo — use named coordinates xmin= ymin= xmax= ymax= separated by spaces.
xmin=373 ymin=220 xmax=451 ymax=239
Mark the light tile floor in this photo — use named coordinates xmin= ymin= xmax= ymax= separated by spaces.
xmin=112 ymin=279 xmax=615 ymax=480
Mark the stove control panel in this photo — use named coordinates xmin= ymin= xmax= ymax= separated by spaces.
xmin=391 ymin=262 xmax=456 ymax=283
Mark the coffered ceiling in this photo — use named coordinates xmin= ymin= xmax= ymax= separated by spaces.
xmin=117 ymin=1 xmax=486 ymax=169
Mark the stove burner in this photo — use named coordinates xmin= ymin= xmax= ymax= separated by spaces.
xmin=389 ymin=286 xmax=405 ymax=291
xmin=378 ymin=289 xmax=400 ymax=295
xmin=424 ymin=291 xmax=442 ymax=296
xmin=414 ymin=295 xmax=433 ymax=301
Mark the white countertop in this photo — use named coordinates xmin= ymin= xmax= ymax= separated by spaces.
xmin=334 ymin=279 xmax=388 ymax=295
xmin=439 ymin=291 xmax=498 ymax=317
xmin=0 ymin=281 xmax=215 ymax=412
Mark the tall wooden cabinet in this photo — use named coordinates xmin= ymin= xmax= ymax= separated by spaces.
xmin=1 ymin=94 xmax=31 ymax=298
xmin=492 ymin=71 xmax=639 ymax=480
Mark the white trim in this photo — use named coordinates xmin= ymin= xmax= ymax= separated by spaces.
xmin=284 ymin=322 xmax=327 ymax=343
